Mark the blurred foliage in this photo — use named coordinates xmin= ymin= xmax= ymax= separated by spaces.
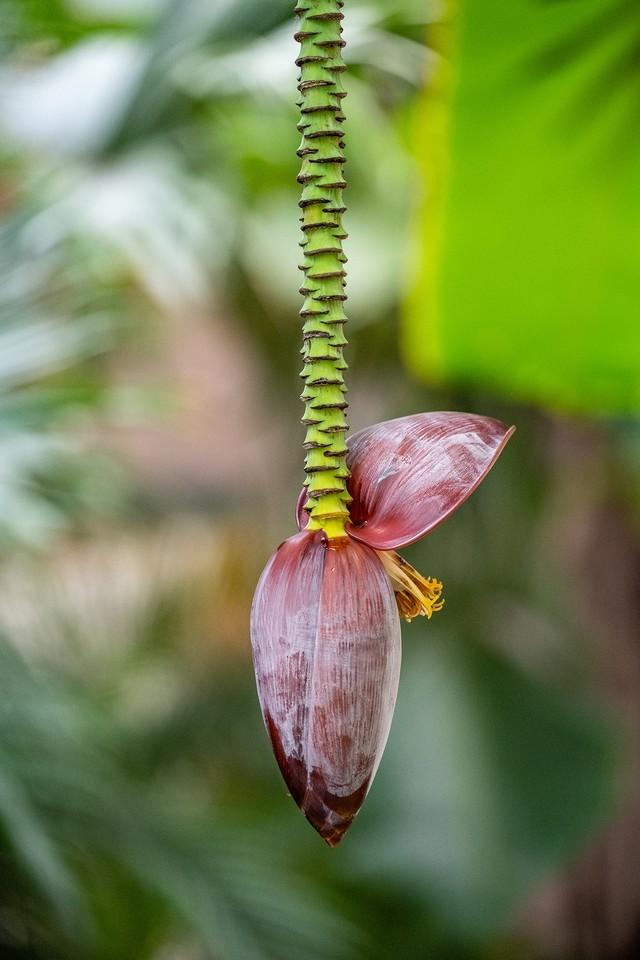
xmin=0 ymin=0 xmax=633 ymax=958
xmin=0 ymin=0 xmax=430 ymax=332
xmin=0 ymin=600 xmax=360 ymax=960
xmin=406 ymin=0 xmax=640 ymax=415
xmin=357 ymin=591 xmax=614 ymax=941
xmin=0 ymin=207 xmax=126 ymax=546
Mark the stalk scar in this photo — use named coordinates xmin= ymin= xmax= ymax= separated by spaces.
xmin=296 ymin=0 xmax=351 ymax=542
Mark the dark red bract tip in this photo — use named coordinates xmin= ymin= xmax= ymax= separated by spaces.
xmin=304 ymin=768 xmax=370 ymax=846
xmin=266 ymin=712 xmax=361 ymax=845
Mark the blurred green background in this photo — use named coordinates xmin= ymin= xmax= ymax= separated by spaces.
xmin=0 ymin=1 xmax=638 ymax=958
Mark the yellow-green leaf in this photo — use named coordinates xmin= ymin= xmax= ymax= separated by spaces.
xmin=405 ymin=0 xmax=640 ymax=414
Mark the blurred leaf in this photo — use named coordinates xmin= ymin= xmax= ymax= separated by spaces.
xmin=352 ymin=635 xmax=617 ymax=939
xmin=405 ymin=0 xmax=640 ymax=414
xmin=0 ymin=214 xmax=118 ymax=547
xmin=102 ymin=0 xmax=294 ymax=154
xmin=0 ymin=765 xmax=87 ymax=933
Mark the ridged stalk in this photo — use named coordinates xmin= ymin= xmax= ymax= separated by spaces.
xmin=296 ymin=0 xmax=351 ymax=542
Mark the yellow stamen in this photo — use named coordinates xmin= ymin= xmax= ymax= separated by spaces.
xmin=377 ymin=550 xmax=444 ymax=623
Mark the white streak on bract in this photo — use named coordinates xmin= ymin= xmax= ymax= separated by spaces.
xmin=307 ymin=537 xmax=401 ymax=797
xmin=251 ymin=532 xmax=322 ymax=763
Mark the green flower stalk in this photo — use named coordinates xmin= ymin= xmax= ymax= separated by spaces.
xmin=296 ymin=0 xmax=351 ymax=542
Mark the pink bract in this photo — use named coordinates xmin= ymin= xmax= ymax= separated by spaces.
xmin=297 ymin=412 xmax=515 ymax=550
xmin=251 ymin=530 xmax=401 ymax=846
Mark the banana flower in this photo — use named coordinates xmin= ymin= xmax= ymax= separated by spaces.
xmin=251 ymin=0 xmax=514 ymax=846
xmin=252 ymin=413 xmax=513 ymax=845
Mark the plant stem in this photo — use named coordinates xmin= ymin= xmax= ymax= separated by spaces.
xmin=296 ymin=0 xmax=351 ymax=543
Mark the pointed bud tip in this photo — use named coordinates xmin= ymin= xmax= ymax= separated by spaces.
xmin=300 ymin=806 xmax=354 ymax=850
xmin=297 ymin=767 xmax=369 ymax=848
xmin=266 ymin=709 xmax=361 ymax=847
xmin=322 ymin=827 xmax=350 ymax=849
